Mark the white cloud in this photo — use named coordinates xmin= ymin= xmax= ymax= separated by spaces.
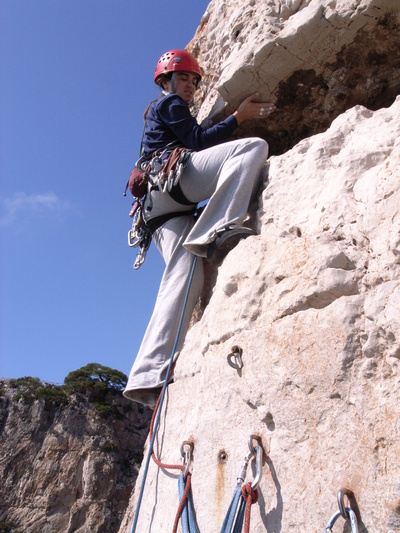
xmin=1 ymin=192 xmax=70 ymax=226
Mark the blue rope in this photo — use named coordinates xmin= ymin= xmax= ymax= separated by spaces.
xmin=220 ymin=485 xmax=245 ymax=533
xmin=232 ymin=497 xmax=246 ymax=533
xmin=178 ymin=473 xmax=200 ymax=533
xmin=131 ymin=255 xmax=198 ymax=533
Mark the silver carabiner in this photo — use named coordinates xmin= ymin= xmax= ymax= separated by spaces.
xmin=325 ymin=489 xmax=359 ymax=533
xmin=325 ymin=509 xmax=358 ymax=533
xmin=180 ymin=441 xmax=194 ymax=480
xmin=167 ymin=170 xmax=175 ymax=192
xmin=150 ymin=155 xmax=164 ymax=174
xmin=236 ymin=449 xmax=254 ymax=486
xmin=247 ymin=435 xmax=263 ymax=489
xmin=160 ymin=174 xmax=169 ymax=193
xmin=174 ymin=165 xmax=182 ymax=187
xmin=251 ymin=443 xmax=263 ymax=489
xmin=237 ymin=435 xmax=263 ymax=487
xmin=133 ymin=248 xmax=146 ymax=270
xmin=325 ymin=510 xmax=342 ymax=532
xmin=128 ymin=228 xmax=140 ymax=247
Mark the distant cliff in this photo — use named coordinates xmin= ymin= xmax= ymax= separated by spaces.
xmin=0 ymin=371 xmax=152 ymax=533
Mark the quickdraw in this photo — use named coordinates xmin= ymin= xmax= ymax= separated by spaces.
xmin=127 ymin=144 xmax=192 ymax=270
xmin=220 ymin=435 xmax=263 ymax=533
xmin=176 ymin=442 xmax=200 ymax=533
xmin=325 ymin=488 xmax=359 ymax=533
xmin=127 ymin=200 xmax=151 ymax=270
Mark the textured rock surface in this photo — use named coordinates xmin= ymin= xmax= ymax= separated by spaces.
xmin=119 ymin=0 xmax=400 ymax=530
xmin=119 ymin=97 xmax=400 ymax=532
xmin=189 ymin=0 xmax=400 ymax=156
xmin=0 ymin=380 xmax=151 ymax=533
xmin=119 ymin=1 xmax=400 ymax=531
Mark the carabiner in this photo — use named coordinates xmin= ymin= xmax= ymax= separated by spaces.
xmin=236 ymin=435 xmax=263 ymax=488
xmin=161 ymin=175 xmax=169 ymax=193
xmin=133 ymin=249 xmax=146 ymax=270
xmin=167 ymin=170 xmax=175 ymax=192
xmin=325 ymin=508 xmax=358 ymax=533
xmin=251 ymin=443 xmax=263 ymax=489
xmin=180 ymin=441 xmax=194 ymax=480
xmin=325 ymin=489 xmax=359 ymax=533
xmin=325 ymin=510 xmax=342 ymax=532
xmin=236 ymin=449 xmax=254 ymax=486
xmin=128 ymin=228 xmax=140 ymax=247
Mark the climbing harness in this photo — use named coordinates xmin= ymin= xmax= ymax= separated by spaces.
xmin=220 ymin=435 xmax=263 ymax=533
xmin=126 ymin=143 xmax=195 ymax=270
xmin=130 ymin=255 xmax=198 ymax=532
xmin=137 ymin=145 xmax=192 ymax=195
xmin=325 ymin=488 xmax=359 ymax=533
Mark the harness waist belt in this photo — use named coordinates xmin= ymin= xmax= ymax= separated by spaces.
xmin=145 ymin=208 xmax=197 ymax=235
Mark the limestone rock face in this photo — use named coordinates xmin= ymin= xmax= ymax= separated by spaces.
xmin=119 ymin=55 xmax=400 ymax=533
xmin=121 ymin=96 xmax=400 ymax=533
xmin=0 ymin=380 xmax=151 ymax=533
xmin=116 ymin=1 xmax=400 ymax=531
xmin=189 ymin=0 xmax=400 ymax=156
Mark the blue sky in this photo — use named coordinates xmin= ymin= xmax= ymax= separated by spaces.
xmin=1 ymin=0 xmax=210 ymax=384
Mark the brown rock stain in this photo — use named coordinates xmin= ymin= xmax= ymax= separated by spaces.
xmin=214 ymin=457 xmax=226 ymax=524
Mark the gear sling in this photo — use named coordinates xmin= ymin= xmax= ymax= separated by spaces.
xmin=125 ymin=137 xmax=198 ymax=270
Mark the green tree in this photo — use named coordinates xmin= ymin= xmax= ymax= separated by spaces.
xmin=64 ymin=363 xmax=127 ymax=394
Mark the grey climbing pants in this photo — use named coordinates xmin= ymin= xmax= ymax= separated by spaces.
xmin=123 ymin=138 xmax=269 ymax=406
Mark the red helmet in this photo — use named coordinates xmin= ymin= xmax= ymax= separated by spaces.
xmin=154 ymin=49 xmax=201 ymax=85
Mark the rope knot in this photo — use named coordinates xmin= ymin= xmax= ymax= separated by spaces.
xmin=242 ymin=481 xmax=259 ymax=504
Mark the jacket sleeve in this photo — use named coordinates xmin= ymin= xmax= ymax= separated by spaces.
xmin=156 ymin=94 xmax=238 ymax=151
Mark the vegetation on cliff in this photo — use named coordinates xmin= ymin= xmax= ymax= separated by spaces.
xmin=0 ymin=364 xmax=151 ymax=533
xmin=4 ymin=363 xmax=128 ymax=417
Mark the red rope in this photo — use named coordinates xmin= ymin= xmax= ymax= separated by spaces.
xmin=242 ymin=482 xmax=259 ymax=533
xmin=148 ymin=366 xmax=184 ymax=473
xmin=147 ymin=379 xmax=188 ymax=533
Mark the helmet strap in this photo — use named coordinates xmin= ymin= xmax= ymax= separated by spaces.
xmin=171 ymin=72 xmax=176 ymax=94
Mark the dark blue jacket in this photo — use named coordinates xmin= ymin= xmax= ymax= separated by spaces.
xmin=141 ymin=94 xmax=238 ymax=157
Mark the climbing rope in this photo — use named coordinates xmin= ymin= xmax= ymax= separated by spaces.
xmin=325 ymin=488 xmax=359 ymax=533
xmin=176 ymin=471 xmax=200 ymax=533
xmin=242 ymin=482 xmax=259 ymax=533
xmin=220 ymin=436 xmax=263 ymax=533
xmin=127 ymin=245 xmax=366 ymax=533
xmin=130 ymin=255 xmax=198 ymax=533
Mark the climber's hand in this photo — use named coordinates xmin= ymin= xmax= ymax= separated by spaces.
xmin=234 ymin=93 xmax=276 ymax=125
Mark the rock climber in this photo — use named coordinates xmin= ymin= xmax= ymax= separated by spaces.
xmin=123 ymin=49 xmax=275 ymax=407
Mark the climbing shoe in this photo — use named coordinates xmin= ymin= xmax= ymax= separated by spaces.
xmin=206 ymin=227 xmax=257 ymax=265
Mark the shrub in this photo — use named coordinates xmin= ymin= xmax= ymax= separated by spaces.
xmin=35 ymin=386 xmax=68 ymax=406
